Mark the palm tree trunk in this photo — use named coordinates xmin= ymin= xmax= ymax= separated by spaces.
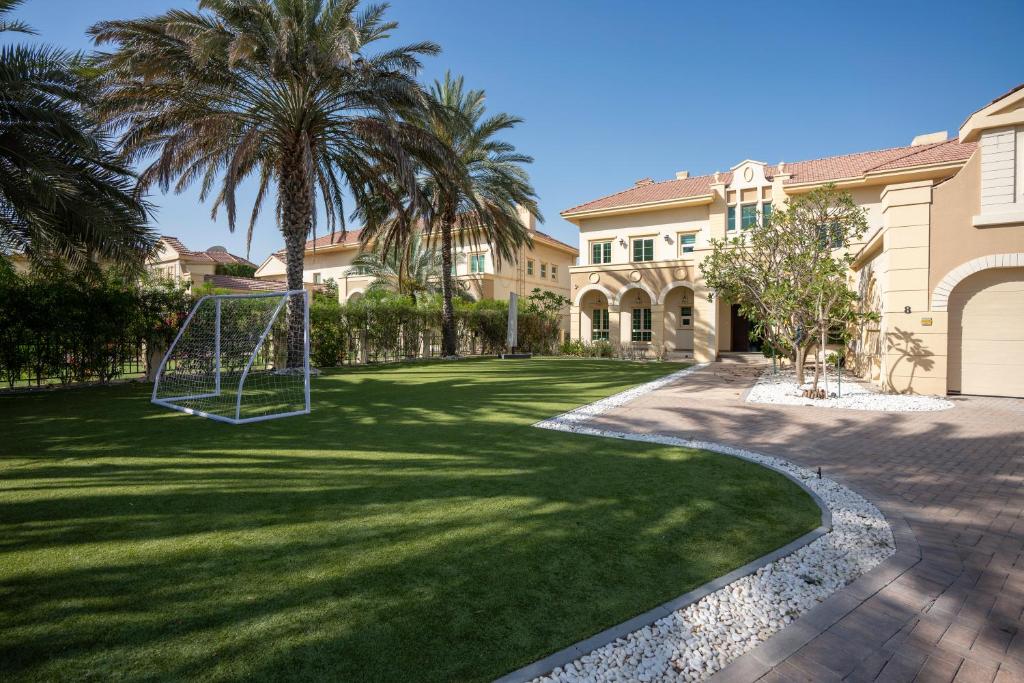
xmin=278 ymin=145 xmax=314 ymax=368
xmin=439 ymin=217 xmax=457 ymax=357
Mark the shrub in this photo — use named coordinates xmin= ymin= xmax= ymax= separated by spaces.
xmin=305 ymin=291 xmax=565 ymax=367
xmin=0 ymin=269 xmax=192 ymax=388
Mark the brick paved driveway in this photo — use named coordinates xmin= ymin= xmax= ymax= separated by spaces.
xmin=587 ymin=357 xmax=1024 ymax=683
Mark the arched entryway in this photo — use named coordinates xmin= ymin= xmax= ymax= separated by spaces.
xmin=617 ymin=286 xmax=654 ymax=346
xmin=577 ymin=288 xmax=611 ymax=342
xmin=660 ymin=284 xmax=695 ymax=352
xmin=948 ymin=267 xmax=1024 ymax=397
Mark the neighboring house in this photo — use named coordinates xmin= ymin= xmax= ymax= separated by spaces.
xmin=255 ymin=209 xmax=579 ymax=324
xmin=146 ymin=236 xmax=285 ymax=292
xmin=563 ymin=84 xmax=1024 ymax=398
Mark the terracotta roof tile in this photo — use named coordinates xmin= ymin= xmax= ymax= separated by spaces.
xmin=532 ymin=229 xmax=578 ymax=254
xmin=563 ymin=173 xmax=729 ymax=215
xmin=562 ymin=139 xmax=976 ymax=215
xmin=203 ymin=274 xmax=288 ymax=292
xmin=159 ymin=236 xmax=255 ymax=267
xmin=276 ymin=225 xmax=577 ymax=256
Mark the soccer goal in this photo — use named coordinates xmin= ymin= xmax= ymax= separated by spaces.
xmin=151 ymin=290 xmax=311 ymax=424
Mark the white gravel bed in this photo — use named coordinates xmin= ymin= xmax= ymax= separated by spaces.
xmin=525 ymin=367 xmax=896 ymax=683
xmin=745 ymin=367 xmax=953 ymax=412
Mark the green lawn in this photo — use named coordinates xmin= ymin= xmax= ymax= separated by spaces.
xmin=0 ymin=358 xmax=819 ymax=682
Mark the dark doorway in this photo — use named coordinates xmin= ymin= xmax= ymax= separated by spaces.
xmin=730 ymin=304 xmax=760 ymax=352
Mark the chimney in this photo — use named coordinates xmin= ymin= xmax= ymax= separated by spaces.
xmin=634 ymin=177 xmax=655 ymax=187
xmin=911 ymin=131 xmax=948 ymax=146
xmin=516 ymin=204 xmax=536 ymax=231
xmin=675 ymin=171 xmax=689 ymax=180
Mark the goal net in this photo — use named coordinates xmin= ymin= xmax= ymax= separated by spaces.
xmin=152 ymin=290 xmax=310 ymax=424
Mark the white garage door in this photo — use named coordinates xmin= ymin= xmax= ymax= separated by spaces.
xmin=948 ymin=267 xmax=1024 ymax=398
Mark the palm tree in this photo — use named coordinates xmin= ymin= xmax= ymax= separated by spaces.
xmin=0 ymin=0 xmax=154 ymax=272
xmin=361 ymin=72 xmax=540 ymax=356
xmin=351 ymin=232 xmax=443 ymax=303
xmin=89 ymin=0 xmax=441 ymax=366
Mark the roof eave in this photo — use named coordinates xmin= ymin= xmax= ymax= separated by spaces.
xmin=782 ymin=160 xmax=970 ymax=194
xmin=959 ymin=83 xmax=1024 ymax=142
xmin=561 ymin=194 xmax=715 ymax=221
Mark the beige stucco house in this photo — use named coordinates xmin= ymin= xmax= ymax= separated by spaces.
xmin=255 ymin=210 xmax=579 ymax=325
xmin=146 ymin=236 xmax=286 ymax=292
xmin=563 ymin=84 xmax=1024 ymax=398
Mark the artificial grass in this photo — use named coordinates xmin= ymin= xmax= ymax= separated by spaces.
xmin=0 ymin=358 xmax=820 ymax=682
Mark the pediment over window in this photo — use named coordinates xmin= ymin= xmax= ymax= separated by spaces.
xmin=727 ymin=160 xmax=769 ymax=189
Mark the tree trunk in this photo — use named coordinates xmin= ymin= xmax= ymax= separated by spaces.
xmin=820 ymin=318 xmax=829 ymax=396
xmin=439 ymin=217 xmax=457 ymax=357
xmin=811 ymin=344 xmax=821 ymax=394
xmin=795 ymin=344 xmax=809 ymax=385
xmin=278 ymin=143 xmax=315 ymax=368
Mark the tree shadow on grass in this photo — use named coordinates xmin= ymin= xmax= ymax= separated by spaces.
xmin=0 ymin=359 xmax=821 ymax=682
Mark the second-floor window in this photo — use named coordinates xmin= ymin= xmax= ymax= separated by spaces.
xmin=741 ymin=204 xmax=757 ymax=230
xmin=591 ymin=241 xmax=612 ymax=264
xmin=313 ymin=272 xmax=322 ymax=284
xmin=551 ymin=265 xmax=558 ymax=280
xmin=527 ymin=259 xmax=534 ymax=276
xmin=632 ymin=237 xmax=654 ymax=262
xmin=727 ymin=205 xmax=736 ymax=231
xmin=679 ymin=233 xmax=697 ymax=255
xmin=762 ymin=202 xmax=773 ymax=224
xmin=540 ymin=262 xmax=547 ymax=278
xmin=470 ymin=253 xmax=486 ymax=273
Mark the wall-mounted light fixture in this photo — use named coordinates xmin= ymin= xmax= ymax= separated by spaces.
xmin=618 ymin=238 xmax=627 ymax=248
xmin=663 ymin=234 xmax=672 ymax=243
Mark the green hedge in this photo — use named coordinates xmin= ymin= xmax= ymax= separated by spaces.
xmin=0 ymin=268 xmax=193 ymax=388
xmin=308 ymin=291 xmax=566 ymax=367
xmin=0 ymin=268 xmax=569 ymax=388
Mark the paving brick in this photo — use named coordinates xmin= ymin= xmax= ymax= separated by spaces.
xmin=954 ymin=660 xmax=999 ymax=683
xmin=586 ymin=359 xmax=1024 ymax=683
xmin=915 ymin=654 xmax=965 ymax=683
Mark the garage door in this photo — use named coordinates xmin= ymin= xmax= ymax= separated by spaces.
xmin=948 ymin=267 xmax=1024 ymax=398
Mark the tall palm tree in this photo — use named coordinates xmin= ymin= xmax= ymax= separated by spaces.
xmin=0 ymin=0 xmax=154 ymax=272
xmin=89 ymin=0 xmax=441 ymax=366
xmin=361 ymin=72 xmax=540 ymax=356
xmin=351 ymin=231 xmax=443 ymax=303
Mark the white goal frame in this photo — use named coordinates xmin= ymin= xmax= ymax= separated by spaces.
xmin=151 ymin=290 xmax=311 ymax=424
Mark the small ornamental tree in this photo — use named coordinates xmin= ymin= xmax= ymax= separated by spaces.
xmin=700 ymin=184 xmax=872 ymax=393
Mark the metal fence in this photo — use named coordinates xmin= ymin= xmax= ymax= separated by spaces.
xmin=3 ymin=340 xmax=149 ymax=390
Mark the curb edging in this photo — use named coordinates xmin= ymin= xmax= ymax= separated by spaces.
xmin=493 ymin=363 xmax=888 ymax=683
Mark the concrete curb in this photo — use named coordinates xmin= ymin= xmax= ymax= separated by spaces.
xmin=711 ymin=482 xmax=921 ymax=682
xmin=493 ymin=363 xmax=883 ymax=683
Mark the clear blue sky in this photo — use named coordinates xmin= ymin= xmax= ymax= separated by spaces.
xmin=9 ymin=0 xmax=1024 ymax=263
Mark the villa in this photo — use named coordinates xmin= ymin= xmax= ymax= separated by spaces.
xmin=146 ymin=236 xmax=286 ymax=293
xmin=564 ymin=84 xmax=1024 ymax=398
xmin=254 ymin=208 xmax=579 ymax=326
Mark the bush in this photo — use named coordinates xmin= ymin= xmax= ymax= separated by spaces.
xmin=310 ymin=294 xmax=346 ymax=367
xmin=0 ymin=269 xmax=192 ymax=388
xmin=305 ymin=291 xmax=566 ymax=367
xmin=560 ymin=339 xmax=614 ymax=358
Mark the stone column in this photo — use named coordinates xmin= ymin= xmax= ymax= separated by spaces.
xmin=569 ymin=304 xmax=581 ymax=342
xmin=693 ymin=287 xmax=718 ymax=363
xmin=608 ymin=305 xmax=622 ymax=346
xmin=650 ymin=304 xmax=665 ymax=357
xmin=879 ymin=180 xmax=946 ymax=395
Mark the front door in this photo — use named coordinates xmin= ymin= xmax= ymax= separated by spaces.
xmin=730 ymin=304 xmax=760 ymax=352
